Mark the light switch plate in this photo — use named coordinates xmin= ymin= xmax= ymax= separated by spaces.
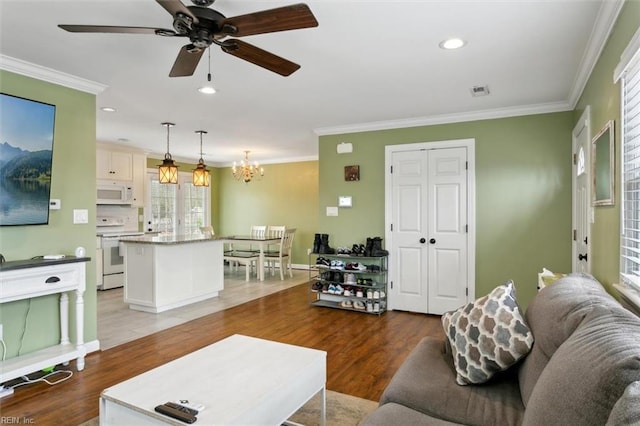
xmin=326 ymin=206 xmax=339 ymax=216
xmin=73 ymin=209 xmax=89 ymax=224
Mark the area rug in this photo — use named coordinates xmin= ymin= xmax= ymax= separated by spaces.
xmin=78 ymin=390 xmax=378 ymax=425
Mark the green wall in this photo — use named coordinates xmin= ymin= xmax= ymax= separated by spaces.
xmin=218 ymin=161 xmax=319 ymax=265
xmin=574 ymin=0 xmax=640 ymax=293
xmin=319 ymin=112 xmax=574 ymax=308
xmin=0 ymin=70 xmax=97 ymax=358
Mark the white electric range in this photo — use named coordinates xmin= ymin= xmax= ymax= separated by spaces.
xmin=97 ymin=216 xmax=144 ymax=290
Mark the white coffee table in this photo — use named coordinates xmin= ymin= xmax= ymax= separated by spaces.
xmin=100 ymin=334 xmax=327 ymax=425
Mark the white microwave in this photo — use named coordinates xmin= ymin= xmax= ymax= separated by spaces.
xmin=97 ymin=182 xmax=134 ymax=205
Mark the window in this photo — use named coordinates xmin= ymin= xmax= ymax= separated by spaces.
xmin=146 ymin=170 xmax=210 ymax=235
xmin=619 ymin=32 xmax=640 ymax=290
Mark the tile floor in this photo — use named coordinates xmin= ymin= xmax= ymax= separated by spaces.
xmin=97 ymin=266 xmax=309 ymax=349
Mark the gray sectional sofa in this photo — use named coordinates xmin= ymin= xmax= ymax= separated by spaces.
xmin=363 ymin=274 xmax=640 ymax=425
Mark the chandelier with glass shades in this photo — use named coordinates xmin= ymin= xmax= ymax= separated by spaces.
xmin=232 ymin=150 xmax=264 ymax=183
xmin=192 ymin=130 xmax=210 ymax=187
xmin=158 ymin=122 xmax=178 ymax=184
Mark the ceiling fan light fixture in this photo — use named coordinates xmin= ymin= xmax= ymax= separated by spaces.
xmin=439 ymin=38 xmax=466 ymax=50
xmin=158 ymin=122 xmax=179 ymax=184
xmin=198 ymin=86 xmax=216 ymax=94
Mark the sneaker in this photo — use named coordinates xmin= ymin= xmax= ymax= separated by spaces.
xmin=343 ymin=286 xmax=352 ymax=297
xmin=321 ymin=283 xmax=330 ymax=293
xmin=311 ymin=282 xmax=323 ymax=292
xmin=354 ymin=263 xmax=367 ymax=271
xmin=328 ymin=284 xmax=337 ymax=294
xmin=366 ymin=264 xmax=381 ymax=272
xmin=316 ymin=257 xmax=330 ymax=267
xmin=334 ymin=284 xmax=344 ymax=295
xmin=331 ymin=260 xmax=345 ymax=270
xmin=353 ymin=301 xmax=366 ymax=310
xmin=356 ymin=288 xmax=364 ymax=298
xmin=340 ymin=300 xmax=353 ymax=308
xmin=344 ymin=273 xmax=356 ymax=285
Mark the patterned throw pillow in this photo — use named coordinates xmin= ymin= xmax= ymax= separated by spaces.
xmin=441 ymin=280 xmax=534 ymax=385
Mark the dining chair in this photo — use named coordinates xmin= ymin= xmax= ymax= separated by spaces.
xmin=199 ymin=226 xmax=214 ymax=237
xmin=266 ymin=225 xmax=286 ymax=255
xmin=223 ymin=250 xmax=260 ymax=282
xmin=245 ymin=225 xmax=267 ymax=253
xmin=265 ymin=228 xmax=296 ymax=280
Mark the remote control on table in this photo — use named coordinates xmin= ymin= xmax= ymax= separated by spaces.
xmin=173 ymin=400 xmax=205 ymax=413
xmin=166 ymin=401 xmax=199 ymax=416
xmin=154 ymin=403 xmax=197 ymax=424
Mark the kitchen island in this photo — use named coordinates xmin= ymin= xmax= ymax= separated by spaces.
xmin=120 ymin=234 xmax=224 ymax=313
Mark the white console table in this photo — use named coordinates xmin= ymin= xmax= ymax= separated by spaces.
xmin=0 ymin=257 xmax=89 ymax=383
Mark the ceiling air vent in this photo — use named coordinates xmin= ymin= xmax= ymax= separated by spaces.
xmin=470 ymin=85 xmax=490 ymax=97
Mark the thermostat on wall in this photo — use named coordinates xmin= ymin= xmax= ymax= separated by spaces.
xmin=338 ymin=196 xmax=352 ymax=208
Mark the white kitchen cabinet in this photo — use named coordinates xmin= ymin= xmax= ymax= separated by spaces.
xmin=131 ymin=153 xmax=147 ymax=208
xmin=97 ymin=148 xmax=133 ymax=181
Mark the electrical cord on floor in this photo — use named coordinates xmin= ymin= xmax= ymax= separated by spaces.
xmin=17 ymin=298 xmax=32 ymax=356
xmin=10 ymin=369 xmax=73 ymax=390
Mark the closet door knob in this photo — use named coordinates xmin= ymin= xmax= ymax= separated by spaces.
xmin=419 ymin=238 xmax=426 ymax=244
xmin=429 ymin=238 xmax=436 ymax=244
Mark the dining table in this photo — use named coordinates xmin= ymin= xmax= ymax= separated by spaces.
xmin=221 ymin=235 xmax=281 ymax=281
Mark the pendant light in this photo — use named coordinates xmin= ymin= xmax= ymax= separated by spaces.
xmin=192 ymin=130 xmax=210 ymax=187
xmin=158 ymin=122 xmax=178 ymax=184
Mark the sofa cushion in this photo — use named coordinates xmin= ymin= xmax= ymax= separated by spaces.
xmin=522 ymin=305 xmax=640 ymax=426
xmin=606 ymin=381 xmax=640 ymax=425
xmin=518 ymin=274 xmax=622 ymax=405
xmin=363 ymin=402 xmax=463 ymax=426
xmin=442 ymin=280 xmax=533 ymax=385
xmin=380 ymin=336 xmax=525 ymax=426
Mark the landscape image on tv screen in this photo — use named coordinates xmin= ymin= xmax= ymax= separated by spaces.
xmin=0 ymin=93 xmax=56 ymax=226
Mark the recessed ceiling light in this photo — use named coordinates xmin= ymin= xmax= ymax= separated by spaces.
xmin=439 ymin=38 xmax=466 ymax=50
xmin=101 ymin=106 xmax=117 ymax=112
xmin=198 ymin=86 xmax=216 ymax=94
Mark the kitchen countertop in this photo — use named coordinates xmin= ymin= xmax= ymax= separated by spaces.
xmin=119 ymin=234 xmax=223 ymax=245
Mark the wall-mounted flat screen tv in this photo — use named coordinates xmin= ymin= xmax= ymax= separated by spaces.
xmin=0 ymin=93 xmax=56 ymax=226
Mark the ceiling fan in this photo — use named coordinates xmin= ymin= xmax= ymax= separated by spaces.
xmin=59 ymin=0 xmax=318 ymax=77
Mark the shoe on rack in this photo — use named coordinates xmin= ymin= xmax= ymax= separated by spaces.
xmin=328 ymin=284 xmax=337 ymax=294
xmin=343 ymin=286 xmax=352 ymax=297
xmin=312 ymin=282 xmax=323 ymax=292
xmin=334 ymin=284 xmax=344 ymax=295
xmin=344 ymin=273 xmax=356 ymax=285
xmin=316 ymin=257 xmax=330 ymax=267
xmin=366 ymin=264 xmax=381 ymax=272
xmin=322 ymin=283 xmax=330 ymax=293
xmin=340 ymin=300 xmax=353 ymax=308
xmin=356 ymin=288 xmax=364 ymax=298
xmin=353 ymin=301 xmax=366 ymax=310
xmin=331 ymin=260 xmax=345 ymax=270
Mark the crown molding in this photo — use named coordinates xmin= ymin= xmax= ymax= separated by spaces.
xmin=567 ymin=0 xmax=625 ymax=107
xmin=314 ymin=101 xmax=572 ymax=136
xmin=0 ymin=55 xmax=107 ymax=95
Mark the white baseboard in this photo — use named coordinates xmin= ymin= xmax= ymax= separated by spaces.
xmin=85 ymin=339 xmax=100 ymax=354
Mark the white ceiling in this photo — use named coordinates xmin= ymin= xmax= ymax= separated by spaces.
xmin=0 ymin=0 xmax=621 ymax=166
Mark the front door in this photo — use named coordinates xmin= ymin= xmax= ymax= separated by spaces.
xmin=387 ymin=140 xmax=473 ymax=314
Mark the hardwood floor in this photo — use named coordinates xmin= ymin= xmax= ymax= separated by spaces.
xmin=0 ymin=283 xmax=444 ymax=425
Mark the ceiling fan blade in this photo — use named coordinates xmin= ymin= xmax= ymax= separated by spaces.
xmin=169 ymin=44 xmax=205 ymax=77
xmin=58 ymin=25 xmax=176 ymax=35
xmin=156 ymin=0 xmax=199 ymax=24
xmin=221 ymin=39 xmax=300 ymax=77
xmin=221 ymin=3 xmax=318 ymax=37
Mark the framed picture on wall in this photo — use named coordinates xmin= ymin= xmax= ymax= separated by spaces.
xmin=344 ymin=165 xmax=360 ymax=181
xmin=592 ymin=120 xmax=614 ymax=206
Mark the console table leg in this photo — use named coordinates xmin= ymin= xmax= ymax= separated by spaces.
xmin=59 ymin=292 xmax=70 ymax=345
xmin=76 ymin=288 xmax=86 ymax=371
